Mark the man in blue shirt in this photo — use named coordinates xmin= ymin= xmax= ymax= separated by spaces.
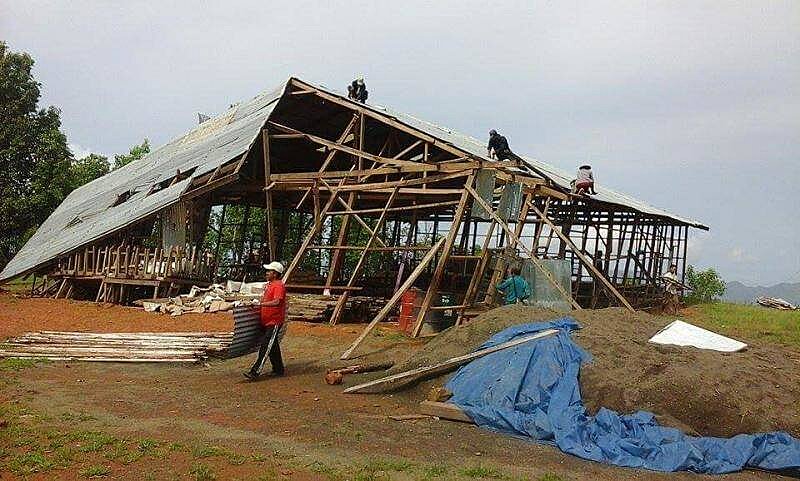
xmin=496 ymin=266 xmax=531 ymax=305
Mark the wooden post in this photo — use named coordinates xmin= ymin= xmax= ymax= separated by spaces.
xmin=411 ymin=176 xmax=474 ymax=338
xmin=341 ymin=237 xmax=446 ymax=360
xmin=456 ymin=220 xmax=497 ymax=325
xmin=262 ymin=129 xmax=275 ymax=260
xmin=529 ymin=204 xmax=634 ymax=312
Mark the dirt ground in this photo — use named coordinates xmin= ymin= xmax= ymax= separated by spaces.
xmin=0 ymin=293 xmax=794 ymax=480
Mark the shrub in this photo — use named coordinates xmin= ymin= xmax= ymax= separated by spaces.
xmin=685 ymin=265 xmax=726 ymax=304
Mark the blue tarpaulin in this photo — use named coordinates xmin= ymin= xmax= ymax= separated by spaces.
xmin=445 ymin=319 xmax=800 ymax=475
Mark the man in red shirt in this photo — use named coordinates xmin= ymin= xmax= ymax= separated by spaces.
xmin=244 ymin=261 xmax=287 ymax=380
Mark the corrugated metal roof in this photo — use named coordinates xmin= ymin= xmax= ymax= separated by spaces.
xmin=1 ymin=76 xmax=706 ymax=281
xmin=0 ymin=83 xmax=286 ymax=281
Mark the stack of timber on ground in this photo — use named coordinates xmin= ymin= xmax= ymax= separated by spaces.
xmin=756 ymin=296 xmax=798 ymax=310
xmin=136 ymin=290 xmax=380 ymax=322
xmin=3 ymin=76 xmax=709 ymax=337
xmin=0 ymin=331 xmax=231 ymax=362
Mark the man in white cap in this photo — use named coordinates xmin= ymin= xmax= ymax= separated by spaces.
xmin=244 ymin=261 xmax=287 ymax=380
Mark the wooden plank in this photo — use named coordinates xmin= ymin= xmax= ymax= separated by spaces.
xmin=418 ymin=401 xmax=473 ymax=423
xmin=529 ymin=204 xmax=635 ymax=312
xmin=327 ymin=200 xmax=461 ymax=216
xmin=340 ymin=237 xmax=446 ymax=360
xmin=467 ymin=186 xmax=581 ymax=310
xmin=343 ymin=328 xmax=559 ymax=393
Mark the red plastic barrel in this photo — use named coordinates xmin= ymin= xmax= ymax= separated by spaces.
xmin=398 ymin=288 xmax=420 ymax=333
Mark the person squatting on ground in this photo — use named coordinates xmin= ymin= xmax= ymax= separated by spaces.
xmin=244 ymin=261 xmax=287 ymax=380
xmin=661 ymin=263 xmax=682 ymax=315
xmin=347 ymin=77 xmax=368 ymax=103
xmin=572 ymin=164 xmax=598 ymax=195
xmin=487 ymin=129 xmax=514 ymax=160
xmin=496 ymin=266 xmax=531 ymax=305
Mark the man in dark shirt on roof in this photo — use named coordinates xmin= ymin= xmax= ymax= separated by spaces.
xmin=487 ymin=130 xmax=513 ymax=160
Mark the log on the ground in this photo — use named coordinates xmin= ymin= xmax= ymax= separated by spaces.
xmin=343 ymin=329 xmax=559 ymax=394
xmin=418 ymin=401 xmax=473 ymax=423
xmin=324 ymin=361 xmax=395 ymax=385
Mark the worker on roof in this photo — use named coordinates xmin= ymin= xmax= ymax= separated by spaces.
xmin=496 ymin=266 xmax=531 ymax=305
xmin=347 ymin=76 xmax=368 ymax=103
xmin=244 ymin=261 xmax=287 ymax=380
xmin=487 ymin=129 xmax=513 ymax=160
xmin=572 ymin=164 xmax=598 ymax=195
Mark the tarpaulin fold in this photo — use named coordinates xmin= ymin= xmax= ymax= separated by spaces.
xmin=444 ymin=319 xmax=800 ymax=475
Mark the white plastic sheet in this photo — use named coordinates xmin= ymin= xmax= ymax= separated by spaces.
xmin=648 ymin=320 xmax=747 ymax=352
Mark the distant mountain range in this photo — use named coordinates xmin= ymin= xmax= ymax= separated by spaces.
xmin=723 ymin=281 xmax=800 ymax=305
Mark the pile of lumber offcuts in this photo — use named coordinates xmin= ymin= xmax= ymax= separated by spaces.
xmin=0 ymin=331 xmax=231 ymax=362
xmin=756 ymin=296 xmax=798 ymax=310
xmin=136 ymin=282 xmax=380 ymax=322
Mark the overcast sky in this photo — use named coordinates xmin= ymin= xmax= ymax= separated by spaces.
xmin=2 ymin=1 xmax=798 ymax=285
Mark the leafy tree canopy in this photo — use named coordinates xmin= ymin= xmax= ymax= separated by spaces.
xmin=113 ymin=139 xmax=149 ymax=169
xmin=0 ymin=42 xmax=116 ymax=270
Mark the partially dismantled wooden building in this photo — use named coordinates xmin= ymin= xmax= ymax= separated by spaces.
xmin=0 ymin=77 xmax=707 ymax=336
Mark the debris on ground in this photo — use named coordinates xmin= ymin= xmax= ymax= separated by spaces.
xmin=648 ymin=320 xmax=747 ymax=352
xmin=134 ymin=282 xmax=380 ymax=321
xmin=324 ymin=361 xmax=394 ymax=385
xmin=381 ymin=304 xmax=800 ymax=437
xmin=756 ymin=296 xmax=798 ymax=310
xmin=0 ymin=330 xmax=231 ymax=362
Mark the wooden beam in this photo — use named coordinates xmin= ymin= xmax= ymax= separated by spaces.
xmin=262 ymin=129 xmax=275 ymax=260
xmin=328 ymin=200 xmax=461 ymax=216
xmin=343 ymin=328 xmax=559 ymax=393
xmin=340 ymin=237 xmax=446 ymax=360
xmin=467 ymin=186 xmax=581 ymax=310
xmin=529 ymin=204 xmax=635 ymax=312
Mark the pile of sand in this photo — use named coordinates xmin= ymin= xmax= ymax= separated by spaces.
xmin=391 ymin=305 xmax=800 ymax=438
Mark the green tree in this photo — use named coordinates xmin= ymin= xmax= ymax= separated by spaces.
xmin=0 ymin=41 xmax=73 ymax=268
xmin=685 ymin=265 xmax=726 ymax=304
xmin=113 ymin=139 xmax=149 ymax=169
xmin=69 ymin=153 xmax=110 ymax=190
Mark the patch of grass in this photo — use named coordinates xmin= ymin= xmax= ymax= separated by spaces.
xmin=0 ymin=358 xmax=44 ymax=371
xmin=8 ymin=451 xmax=54 ymax=475
xmin=538 ymin=474 xmax=567 ymax=481
xmin=53 ymin=446 xmax=76 ymax=467
xmin=70 ymin=431 xmax=117 ymax=452
xmin=60 ymin=411 xmax=97 ymax=422
xmin=308 ymin=460 xmax=342 ymax=480
xmin=421 ymin=464 xmax=448 ymax=479
xmin=189 ymin=463 xmax=217 ymax=481
xmin=369 ymin=458 xmax=413 ymax=472
xmin=191 ymin=444 xmax=228 ymax=458
xmin=81 ymin=465 xmax=111 ymax=477
xmin=460 ymin=465 xmax=506 ymax=479
xmin=137 ymin=438 xmax=159 ymax=453
xmin=686 ymin=302 xmax=800 ymax=348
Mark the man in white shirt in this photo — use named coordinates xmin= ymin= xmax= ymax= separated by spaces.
xmin=662 ymin=264 xmax=682 ymax=314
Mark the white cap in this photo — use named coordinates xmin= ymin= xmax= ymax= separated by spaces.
xmin=262 ymin=261 xmax=285 ymax=274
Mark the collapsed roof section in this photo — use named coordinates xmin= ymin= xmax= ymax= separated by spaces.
xmin=0 ymin=76 xmax=706 ymax=281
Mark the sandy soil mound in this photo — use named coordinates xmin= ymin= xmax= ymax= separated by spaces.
xmin=392 ymin=305 xmax=800 ymax=438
